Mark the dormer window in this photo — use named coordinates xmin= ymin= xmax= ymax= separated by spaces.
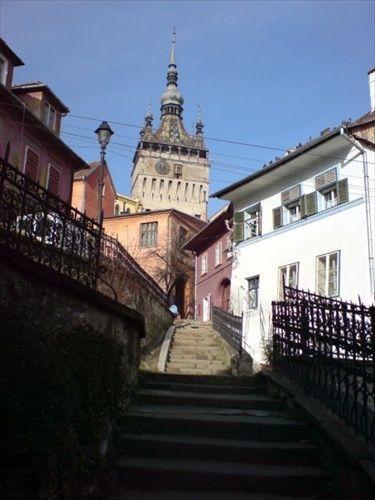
xmin=44 ymin=102 xmax=57 ymax=130
xmin=0 ymin=56 xmax=7 ymax=85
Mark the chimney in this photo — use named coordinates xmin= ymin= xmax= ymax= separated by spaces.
xmin=369 ymin=68 xmax=375 ymax=112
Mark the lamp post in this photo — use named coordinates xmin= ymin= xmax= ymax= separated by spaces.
xmin=95 ymin=121 xmax=114 ymax=225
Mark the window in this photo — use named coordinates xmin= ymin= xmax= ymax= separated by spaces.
xmin=215 ymin=242 xmax=222 ymax=266
xmin=247 ymin=276 xmax=260 ymax=309
xmin=140 ymin=222 xmax=158 ymax=247
xmin=317 ymin=174 xmax=348 ymax=211
xmin=278 ymin=263 xmax=299 ymax=300
xmin=174 ymin=164 xmax=182 ymax=179
xmin=47 ymin=164 xmax=60 ymax=196
xmin=274 ymin=184 xmax=322 ymax=228
xmin=233 ymin=203 xmax=261 ymax=243
xmin=0 ymin=56 xmax=7 ymax=85
xmin=44 ymin=102 xmax=56 ymax=130
xmin=201 ymin=253 xmax=208 ymax=275
xmin=286 ymin=201 xmax=300 ymax=223
xmin=24 ymin=147 xmax=39 ymax=182
xmin=225 ymin=236 xmax=233 ymax=259
xmin=316 ymin=251 xmax=339 ymax=297
xmin=282 ymin=185 xmax=301 ymax=224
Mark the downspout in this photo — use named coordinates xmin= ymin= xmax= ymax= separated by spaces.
xmin=193 ymin=250 xmax=198 ymax=319
xmin=340 ymin=128 xmax=375 ymax=301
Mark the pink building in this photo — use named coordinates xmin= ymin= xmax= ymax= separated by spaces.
xmin=0 ymin=39 xmax=86 ymax=204
xmin=183 ymin=204 xmax=233 ymax=321
xmin=72 ymin=161 xmax=117 ymax=221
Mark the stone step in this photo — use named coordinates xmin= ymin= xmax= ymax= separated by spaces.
xmin=173 ymin=330 xmax=216 ymax=337
xmin=139 ymin=371 xmax=265 ymax=389
xmin=168 ymin=347 xmax=225 ymax=356
xmin=109 ymin=370 xmax=334 ymax=499
xmin=168 ymin=349 xmax=224 ymax=361
xmin=172 ymin=339 xmax=219 ymax=347
xmin=165 ymin=367 xmax=230 ymax=376
xmin=109 ymin=490 xmax=315 ymax=500
xmin=124 ymin=408 xmax=311 ymax=442
xmin=167 ymin=359 xmax=227 ymax=368
xmin=113 ymin=456 xmax=330 ymax=496
xmin=118 ymin=432 xmax=321 ymax=466
xmin=135 ymin=389 xmax=286 ymax=411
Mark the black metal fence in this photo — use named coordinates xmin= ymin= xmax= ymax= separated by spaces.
xmin=212 ymin=306 xmax=243 ymax=354
xmin=0 ymin=158 xmax=101 ymax=287
xmin=272 ymin=285 xmax=375 ymax=443
xmin=0 ymin=158 xmax=168 ymax=307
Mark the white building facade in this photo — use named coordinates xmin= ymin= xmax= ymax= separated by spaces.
xmin=213 ymin=71 xmax=375 ymax=368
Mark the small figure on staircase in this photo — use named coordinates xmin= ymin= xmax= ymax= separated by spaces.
xmin=169 ymin=304 xmax=180 ymax=319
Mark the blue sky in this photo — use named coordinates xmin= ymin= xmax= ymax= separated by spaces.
xmin=1 ymin=0 xmax=374 ymax=217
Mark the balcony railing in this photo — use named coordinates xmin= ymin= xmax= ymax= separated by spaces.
xmin=0 ymin=158 xmax=101 ymax=288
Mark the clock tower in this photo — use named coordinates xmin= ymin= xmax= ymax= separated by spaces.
xmin=130 ymin=31 xmax=210 ymax=221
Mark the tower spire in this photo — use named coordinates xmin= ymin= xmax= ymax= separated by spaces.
xmin=160 ymin=28 xmax=184 ymax=118
xmin=170 ymin=27 xmax=176 ymax=66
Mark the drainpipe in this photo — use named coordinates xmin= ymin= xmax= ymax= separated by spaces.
xmin=340 ymin=128 xmax=375 ymax=301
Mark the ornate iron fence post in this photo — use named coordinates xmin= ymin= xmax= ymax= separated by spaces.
xmin=370 ymin=306 xmax=375 ymax=377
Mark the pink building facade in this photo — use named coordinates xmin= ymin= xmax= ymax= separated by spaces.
xmin=0 ymin=39 xmax=86 ymax=204
xmin=184 ymin=204 xmax=233 ymax=321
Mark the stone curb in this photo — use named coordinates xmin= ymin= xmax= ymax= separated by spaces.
xmin=157 ymin=324 xmax=175 ymax=372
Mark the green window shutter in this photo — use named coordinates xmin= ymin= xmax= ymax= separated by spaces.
xmin=258 ymin=209 xmax=262 ymax=236
xmin=315 ymin=168 xmax=337 ymax=190
xmin=305 ymin=192 xmax=318 ymax=216
xmin=337 ymin=178 xmax=349 ymax=205
xmin=233 ymin=211 xmax=244 ymax=242
xmin=273 ymin=206 xmax=283 ymax=229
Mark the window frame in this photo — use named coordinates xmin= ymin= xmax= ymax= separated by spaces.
xmin=201 ymin=253 xmax=208 ymax=275
xmin=278 ymin=262 xmax=299 ymax=300
xmin=233 ymin=203 xmax=261 ymax=243
xmin=140 ymin=221 xmax=158 ymax=247
xmin=316 ymin=251 xmax=340 ymax=297
xmin=47 ymin=163 xmax=61 ymax=196
xmin=44 ymin=101 xmax=57 ymax=131
xmin=0 ymin=56 xmax=8 ymax=85
xmin=215 ymin=241 xmax=222 ymax=267
xmin=24 ymin=146 xmax=40 ymax=182
xmin=246 ymin=275 xmax=260 ymax=310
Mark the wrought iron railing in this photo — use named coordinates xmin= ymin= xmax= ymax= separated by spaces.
xmin=212 ymin=306 xmax=243 ymax=354
xmin=0 ymin=158 xmax=168 ymax=307
xmin=100 ymin=233 xmax=168 ymax=306
xmin=0 ymin=158 xmax=101 ymax=287
xmin=272 ymin=285 xmax=375 ymax=443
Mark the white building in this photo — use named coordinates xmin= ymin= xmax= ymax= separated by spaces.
xmin=212 ymin=69 xmax=375 ymax=369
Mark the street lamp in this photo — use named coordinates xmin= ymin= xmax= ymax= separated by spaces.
xmin=95 ymin=121 xmax=114 ymax=225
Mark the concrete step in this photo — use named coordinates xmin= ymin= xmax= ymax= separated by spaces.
xmin=134 ymin=389 xmax=286 ymax=411
xmin=172 ymin=339 xmax=219 ymax=347
xmin=166 ymin=361 xmax=228 ymax=371
xmin=117 ymin=432 xmax=321 ymax=466
xmin=124 ymin=407 xmax=311 ymax=442
xmin=109 ymin=490 xmax=316 ymax=500
xmin=165 ymin=366 xmax=230 ymax=375
xmin=139 ymin=371 xmax=266 ymax=390
xmin=169 ymin=347 xmax=225 ymax=356
xmin=109 ymin=371 xmax=334 ymax=498
xmin=113 ymin=456 xmax=330 ymax=496
xmin=168 ymin=352 xmax=225 ymax=362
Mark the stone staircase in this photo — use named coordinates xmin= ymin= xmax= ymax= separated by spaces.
xmin=106 ymin=372 xmax=334 ymax=499
xmin=164 ymin=320 xmax=231 ymax=375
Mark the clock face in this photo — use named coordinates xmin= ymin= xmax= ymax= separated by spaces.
xmin=155 ymin=160 xmax=170 ymax=175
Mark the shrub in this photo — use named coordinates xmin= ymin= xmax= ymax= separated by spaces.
xmin=0 ymin=306 xmax=130 ymax=498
